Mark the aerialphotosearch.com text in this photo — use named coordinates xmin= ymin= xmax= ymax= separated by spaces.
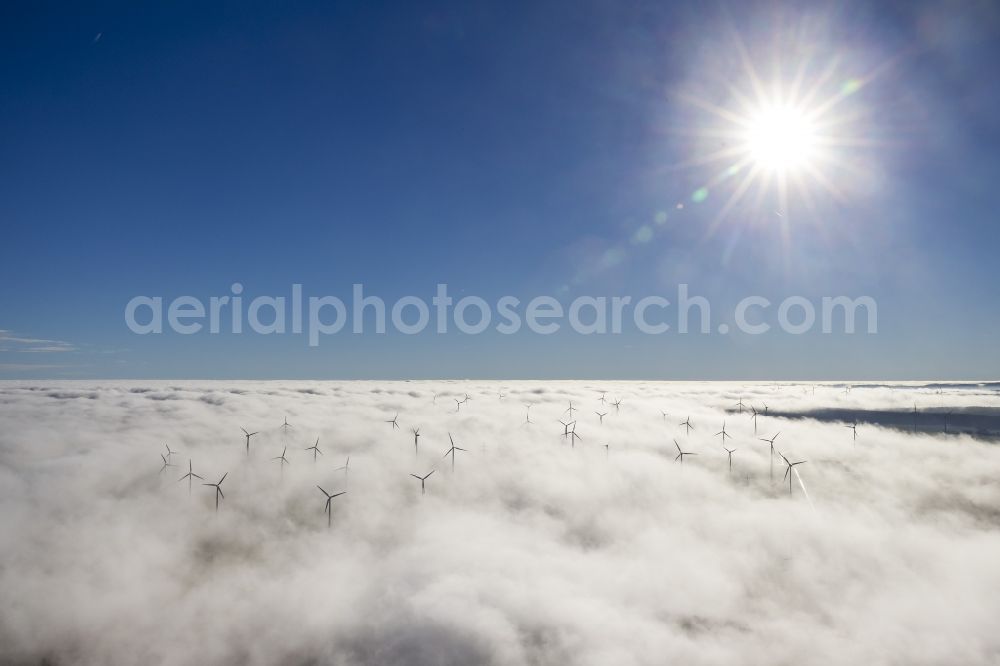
xmin=124 ymin=283 xmax=877 ymax=346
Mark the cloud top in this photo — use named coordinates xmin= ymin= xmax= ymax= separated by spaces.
xmin=1 ymin=380 xmax=999 ymax=665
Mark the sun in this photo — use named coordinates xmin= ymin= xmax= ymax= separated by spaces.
xmin=674 ymin=30 xmax=875 ymax=229
xmin=744 ymin=104 xmax=818 ymax=173
xmin=681 ymin=84 xmax=843 ymax=226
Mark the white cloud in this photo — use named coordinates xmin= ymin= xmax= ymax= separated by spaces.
xmin=0 ymin=380 xmax=999 ymax=665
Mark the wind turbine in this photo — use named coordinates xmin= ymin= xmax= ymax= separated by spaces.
xmin=386 ymin=413 xmax=399 ymax=430
xmin=316 ymin=486 xmax=346 ymax=527
xmin=203 ymin=473 xmax=227 ymax=511
xmin=735 ymin=397 xmax=745 ymax=414
xmin=281 ymin=416 xmax=292 ymax=433
xmin=158 ymin=453 xmax=176 ymax=474
xmin=411 ymin=427 xmax=421 ymax=455
xmin=335 ymin=456 xmax=351 ymax=478
xmin=598 ymin=391 xmax=607 ymax=404
xmin=661 ymin=410 xmax=669 ymax=421
xmin=595 ymin=411 xmax=607 ymax=425
xmin=781 ymin=454 xmax=807 ymax=496
xmin=714 ymin=421 xmax=731 ymax=445
xmin=674 ymin=439 xmax=696 ymax=465
xmin=558 ymin=420 xmax=575 ymax=438
xmin=241 ymin=427 xmax=259 ymax=456
xmin=305 ymin=437 xmax=323 ymax=462
xmin=164 ymin=444 xmax=178 ymax=461
xmin=759 ymin=432 xmax=780 ymax=481
xmin=177 ymin=459 xmax=203 ymax=493
xmin=443 ymin=434 xmax=467 ymax=471
xmin=723 ymin=446 xmax=736 ymax=474
xmin=569 ymin=423 xmax=582 ymax=448
xmin=679 ymin=416 xmax=694 ymax=436
xmin=611 ymin=398 xmax=622 ymax=413
xmin=272 ymin=446 xmax=290 ymax=474
xmin=565 ymin=401 xmax=576 ymax=419
xmin=749 ymin=406 xmax=759 ymax=435
xmin=454 ymin=398 xmax=463 ymax=413
xmin=411 ymin=470 xmax=435 ymax=494
xmin=845 ymin=422 xmax=858 ymax=443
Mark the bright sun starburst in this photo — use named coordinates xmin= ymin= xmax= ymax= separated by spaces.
xmin=677 ymin=28 xmax=877 ymax=231
xmin=689 ymin=83 xmax=846 ymax=228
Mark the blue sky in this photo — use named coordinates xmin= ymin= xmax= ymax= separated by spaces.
xmin=1 ymin=0 xmax=999 ymax=379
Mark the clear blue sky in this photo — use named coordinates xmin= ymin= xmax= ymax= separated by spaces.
xmin=1 ymin=0 xmax=998 ymax=379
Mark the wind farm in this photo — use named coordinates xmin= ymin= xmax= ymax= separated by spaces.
xmin=2 ymin=380 xmax=999 ymax=665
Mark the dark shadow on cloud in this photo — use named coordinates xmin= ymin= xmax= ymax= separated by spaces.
xmin=763 ymin=407 xmax=1000 ymax=440
xmin=816 ymin=382 xmax=1000 ymax=392
xmin=44 ymin=391 xmax=98 ymax=400
xmin=916 ymin=489 xmax=1000 ymax=530
xmin=343 ymin=620 xmax=497 ymax=666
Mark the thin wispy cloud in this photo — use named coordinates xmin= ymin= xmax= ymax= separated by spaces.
xmin=0 ymin=329 xmax=77 ymax=353
xmin=0 ymin=363 xmax=79 ymax=371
